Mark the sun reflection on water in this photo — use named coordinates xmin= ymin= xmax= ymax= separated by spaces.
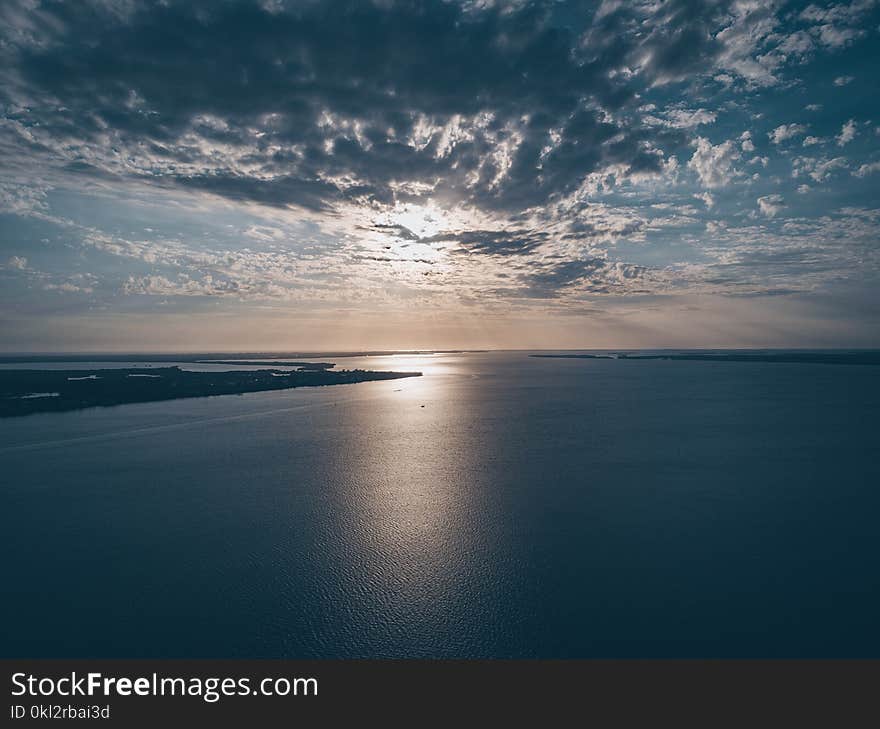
xmin=323 ymin=351 xmax=492 ymax=632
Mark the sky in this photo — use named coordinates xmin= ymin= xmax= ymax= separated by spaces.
xmin=1 ymin=0 xmax=879 ymax=352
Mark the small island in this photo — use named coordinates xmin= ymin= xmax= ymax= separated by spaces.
xmin=0 ymin=365 xmax=421 ymax=417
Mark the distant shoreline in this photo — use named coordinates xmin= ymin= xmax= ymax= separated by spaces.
xmin=0 ymin=366 xmax=421 ymax=418
xmin=531 ymin=352 xmax=880 ymax=366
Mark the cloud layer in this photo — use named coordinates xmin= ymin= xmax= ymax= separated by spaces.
xmin=1 ymin=0 xmax=879 ymax=346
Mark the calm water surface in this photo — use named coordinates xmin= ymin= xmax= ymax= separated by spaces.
xmin=2 ymin=352 xmax=878 ymax=657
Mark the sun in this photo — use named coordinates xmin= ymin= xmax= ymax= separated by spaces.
xmin=387 ymin=202 xmax=448 ymax=240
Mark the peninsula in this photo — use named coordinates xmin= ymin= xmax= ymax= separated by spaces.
xmin=0 ymin=365 xmax=421 ymax=417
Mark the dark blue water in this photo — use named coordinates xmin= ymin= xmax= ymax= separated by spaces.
xmin=2 ymin=352 xmax=878 ymax=657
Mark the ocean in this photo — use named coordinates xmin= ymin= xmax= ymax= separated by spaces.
xmin=2 ymin=351 xmax=878 ymax=657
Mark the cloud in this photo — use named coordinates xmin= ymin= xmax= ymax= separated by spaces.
xmin=688 ymin=137 xmax=741 ymax=188
xmin=44 ymin=281 xmax=94 ymax=294
xmin=1 ymin=0 xmax=868 ymax=225
xmin=0 ymin=0 xmax=879 ymax=323
xmin=816 ymin=24 xmax=862 ymax=48
xmin=834 ymin=75 xmax=854 ymax=86
xmin=7 ymin=255 xmax=28 ymax=270
xmin=855 ymin=161 xmax=880 ymax=177
xmin=757 ymin=194 xmax=785 ymax=218
xmin=645 ymin=108 xmax=718 ymax=129
xmin=777 ymin=29 xmax=814 ymax=56
xmin=0 ymin=0 xmax=732 ymax=307
xmin=792 ymin=155 xmax=848 ymax=182
xmin=122 ymin=274 xmax=242 ymax=298
xmin=694 ymin=192 xmax=715 ymax=208
xmin=1 ymin=0 xmax=682 ymax=218
xmin=769 ymin=124 xmax=808 ymax=144
xmin=837 ymin=119 xmax=857 ymax=146
xmin=800 ymin=2 xmax=874 ymax=48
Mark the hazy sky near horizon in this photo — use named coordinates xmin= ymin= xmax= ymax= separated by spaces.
xmin=1 ymin=0 xmax=879 ymax=351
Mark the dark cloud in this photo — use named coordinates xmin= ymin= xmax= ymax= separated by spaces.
xmin=0 ymin=0 xmax=690 ymax=215
xmin=522 ymin=257 xmax=607 ymax=293
xmin=2 ymin=0 xmax=879 ymax=317
xmin=633 ymin=0 xmax=731 ymax=83
xmin=426 ymin=229 xmax=550 ymax=256
xmin=487 ymin=255 xmax=648 ymax=299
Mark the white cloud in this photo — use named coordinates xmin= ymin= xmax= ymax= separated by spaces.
xmin=713 ymin=2 xmax=786 ymax=87
xmin=757 ymin=194 xmax=785 ymax=218
xmin=7 ymin=255 xmax=28 ymax=270
xmin=815 ymin=24 xmax=862 ymax=48
xmin=645 ymin=108 xmax=718 ymax=129
xmin=800 ymin=4 xmax=870 ymax=47
xmin=793 ymin=156 xmax=848 ymax=182
xmin=855 ymin=161 xmax=880 ymax=177
xmin=802 ymin=136 xmax=823 ymax=147
xmin=663 ymin=109 xmax=717 ymax=128
xmin=769 ymin=124 xmax=808 ymax=144
xmin=688 ymin=137 xmax=741 ymax=189
xmin=777 ymin=30 xmax=814 ymax=56
xmin=837 ymin=119 xmax=857 ymax=146
xmin=834 ymin=75 xmax=854 ymax=86
xmin=43 ymin=282 xmax=94 ymax=294
xmin=693 ymin=192 xmax=715 ymax=209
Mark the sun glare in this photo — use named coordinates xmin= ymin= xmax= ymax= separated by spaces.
xmin=386 ymin=202 xmax=448 ymax=239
